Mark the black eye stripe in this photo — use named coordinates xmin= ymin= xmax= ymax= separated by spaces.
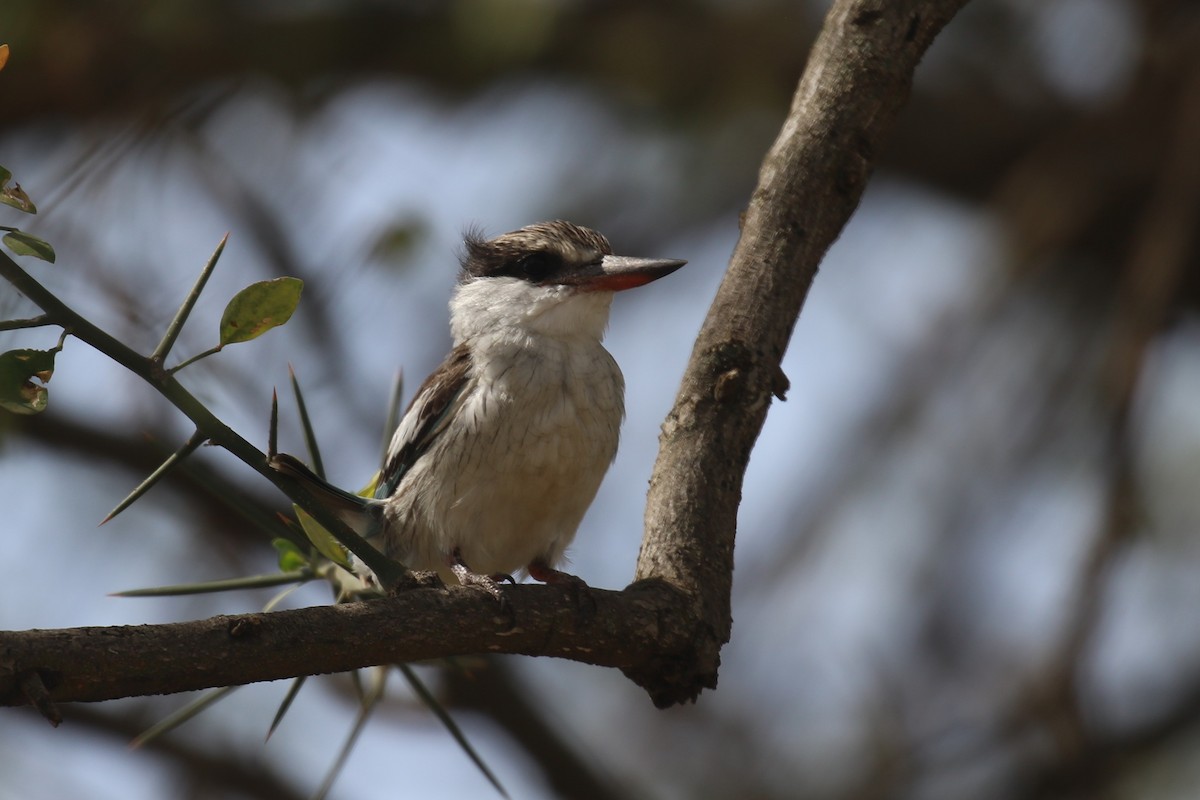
xmin=512 ymin=250 xmax=561 ymax=281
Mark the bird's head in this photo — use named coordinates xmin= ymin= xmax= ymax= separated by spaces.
xmin=451 ymin=220 xmax=686 ymax=343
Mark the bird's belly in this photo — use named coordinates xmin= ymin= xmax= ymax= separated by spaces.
xmin=383 ymin=356 xmax=622 ymax=577
xmin=445 ymin=446 xmax=607 ymax=575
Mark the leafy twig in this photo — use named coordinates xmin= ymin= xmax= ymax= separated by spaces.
xmin=166 ymin=344 xmax=222 ymax=374
xmin=0 ymin=314 xmax=53 ymax=331
xmin=0 ymin=249 xmax=408 ymax=590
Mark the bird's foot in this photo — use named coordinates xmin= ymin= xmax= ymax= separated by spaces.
xmin=450 ymin=549 xmax=513 ymax=622
xmin=528 ymin=560 xmax=596 ymax=622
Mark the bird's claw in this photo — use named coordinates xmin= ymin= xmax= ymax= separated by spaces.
xmin=450 ymin=551 xmax=515 ymax=625
xmin=528 ymin=561 xmax=597 ymax=623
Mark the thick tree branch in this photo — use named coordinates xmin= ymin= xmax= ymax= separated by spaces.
xmin=0 ymin=0 xmax=970 ymax=712
xmin=0 ymin=582 xmax=685 ymax=707
xmin=634 ymin=0 xmax=970 ymax=705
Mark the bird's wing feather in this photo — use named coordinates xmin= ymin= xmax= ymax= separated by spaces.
xmin=377 ymin=343 xmax=473 ymax=499
xmin=269 ymin=452 xmax=384 ymax=539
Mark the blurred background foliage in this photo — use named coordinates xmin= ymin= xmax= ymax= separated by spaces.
xmin=3 ymin=0 xmax=1200 ymax=798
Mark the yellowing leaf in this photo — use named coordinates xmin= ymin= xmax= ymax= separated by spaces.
xmin=0 ymin=348 xmax=56 ymax=415
xmin=219 ymin=277 xmax=303 ymax=345
xmin=293 ymin=505 xmax=352 ymax=568
xmin=0 ymin=44 xmax=9 ymax=73
xmin=358 ymin=471 xmax=380 ymax=498
xmin=0 ymin=166 xmax=38 ymax=214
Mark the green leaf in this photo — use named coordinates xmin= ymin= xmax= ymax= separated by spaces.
xmin=219 ymin=277 xmax=302 ymax=345
xmin=272 ymin=537 xmax=309 ymax=572
xmin=3 ymin=230 xmax=54 ymax=261
xmin=293 ymin=505 xmax=352 ymax=569
xmin=0 ymin=348 xmax=55 ymax=414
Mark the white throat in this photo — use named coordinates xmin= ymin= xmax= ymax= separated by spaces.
xmin=449 ymin=277 xmax=615 ymax=347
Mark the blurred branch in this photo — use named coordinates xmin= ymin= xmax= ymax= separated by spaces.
xmin=2 ymin=1 xmax=813 ymax=126
xmin=11 ymin=410 xmax=294 ymax=549
xmin=0 ymin=0 xmax=971 ymax=712
xmin=635 ymin=0 xmax=971 ymax=705
xmin=443 ymin=659 xmax=633 ymax=800
xmin=1029 ymin=664 xmax=1200 ymax=799
xmin=63 ymin=704 xmax=307 ymax=800
xmin=987 ymin=4 xmax=1200 ymax=282
xmin=1010 ymin=59 xmax=1200 ymax=795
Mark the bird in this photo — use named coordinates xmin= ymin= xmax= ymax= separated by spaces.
xmin=273 ymin=220 xmax=686 ymax=597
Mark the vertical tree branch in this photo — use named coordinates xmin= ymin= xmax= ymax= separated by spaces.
xmin=1016 ymin=63 xmax=1200 ymax=789
xmin=633 ymin=0 xmax=971 ymax=705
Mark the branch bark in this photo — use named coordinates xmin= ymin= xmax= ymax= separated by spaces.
xmin=1 ymin=583 xmax=685 ymax=707
xmin=0 ymin=0 xmax=970 ymax=714
xmin=634 ymin=0 xmax=970 ymax=705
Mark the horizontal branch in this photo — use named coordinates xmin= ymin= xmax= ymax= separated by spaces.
xmin=0 ymin=581 xmax=689 ymax=709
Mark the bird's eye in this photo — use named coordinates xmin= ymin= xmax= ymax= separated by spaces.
xmin=516 ymin=251 xmax=558 ymax=281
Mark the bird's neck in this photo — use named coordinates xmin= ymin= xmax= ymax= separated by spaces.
xmin=449 ymin=277 xmax=614 ymax=348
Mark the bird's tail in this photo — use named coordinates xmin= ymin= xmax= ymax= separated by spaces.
xmin=269 ymin=453 xmax=382 ymax=537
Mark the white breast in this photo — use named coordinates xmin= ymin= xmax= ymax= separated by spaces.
xmin=381 ymin=281 xmax=625 ymax=578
